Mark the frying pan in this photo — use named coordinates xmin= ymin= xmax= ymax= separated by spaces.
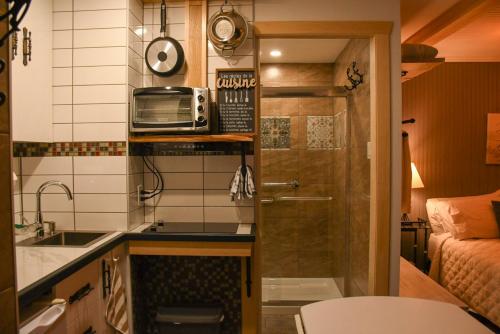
xmin=145 ymin=0 xmax=184 ymax=77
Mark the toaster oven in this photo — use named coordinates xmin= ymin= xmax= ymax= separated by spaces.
xmin=130 ymin=87 xmax=210 ymax=133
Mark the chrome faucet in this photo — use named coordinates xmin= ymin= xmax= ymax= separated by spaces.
xmin=35 ymin=181 xmax=73 ymax=238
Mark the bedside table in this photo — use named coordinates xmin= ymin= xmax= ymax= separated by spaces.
xmin=400 ymin=220 xmax=432 ymax=272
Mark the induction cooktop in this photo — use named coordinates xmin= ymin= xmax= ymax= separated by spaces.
xmin=142 ymin=221 xmax=240 ymax=234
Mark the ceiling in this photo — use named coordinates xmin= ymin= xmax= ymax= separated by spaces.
xmin=259 ymin=39 xmax=350 ymax=63
xmin=401 ymin=0 xmax=500 ymax=62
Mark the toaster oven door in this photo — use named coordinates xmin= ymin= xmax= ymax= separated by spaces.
xmin=132 ymin=92 xmax=194 ymax=131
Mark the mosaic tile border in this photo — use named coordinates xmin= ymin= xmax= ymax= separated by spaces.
xmin=13 ymin=141 xmax=127 ymax=157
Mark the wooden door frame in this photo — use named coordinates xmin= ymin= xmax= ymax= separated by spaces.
xmin=253 ymin=21 xmax=393 ymax=296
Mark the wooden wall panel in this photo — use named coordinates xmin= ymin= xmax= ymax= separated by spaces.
xmin=402 ymin=62 xmax=500 ymax=219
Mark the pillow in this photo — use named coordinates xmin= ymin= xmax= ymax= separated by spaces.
xmin=426 ymin=190 xmax=500 ymax=239
xmin=490 ymin=201 xmax=500 ymax=230
xmin=426 ymin=198 xmax=447 ymax=234
xmin=445 ymin=191 xmax=500 ymax=239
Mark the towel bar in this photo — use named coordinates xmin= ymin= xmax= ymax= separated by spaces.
xmin=277 ymin=196 xmax=333 ymax=201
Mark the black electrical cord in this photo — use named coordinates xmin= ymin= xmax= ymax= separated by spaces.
xmin=141 ymin=156 xmax=164 ymax=200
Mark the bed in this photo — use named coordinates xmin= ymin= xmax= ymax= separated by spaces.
xmin=428 ymin=232 xmax=500 ymax=327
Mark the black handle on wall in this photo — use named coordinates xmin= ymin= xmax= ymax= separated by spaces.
xmin=69 ymin=283 xmax=94 ymax=305
xmin=102 ymin=259 xmax=111 ymax=299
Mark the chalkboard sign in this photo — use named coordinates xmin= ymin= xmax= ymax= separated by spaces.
xmin=216 ymin=68 xmax=256 ymax=134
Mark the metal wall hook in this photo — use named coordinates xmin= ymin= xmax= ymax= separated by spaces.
xmin=22 ymin=26 xmax=31 ymax=66
xmin=344 ymin=61 xmax=364 ymax=91
xmin=0 ymin=0 xmax=32 ymax=47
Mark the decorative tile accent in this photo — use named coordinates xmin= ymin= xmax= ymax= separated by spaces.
xmin=131 ymin=256 xmax=242 ymax=334
xmin=129 ymin=142 xmax=254 ymax=156
xmin=13 ymin=141 xmax=127 ymax=157
xmin=261 ymin=117 xmax=291 ymax=149
xmin=307 ymin=116 xmax=334 ymax=150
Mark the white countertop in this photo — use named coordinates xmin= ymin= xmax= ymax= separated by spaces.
xmin=16 ymin=232 xmax=121 ymax=291
xmin=300 ymin=296 xmax=492 ymax=334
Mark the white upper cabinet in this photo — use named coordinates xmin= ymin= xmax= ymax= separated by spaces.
xmin=11 ymin=0 xmax=53 ymax=142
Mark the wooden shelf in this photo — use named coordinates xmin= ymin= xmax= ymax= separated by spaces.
xmin=129 ymin=134 xmax=255 ymax=143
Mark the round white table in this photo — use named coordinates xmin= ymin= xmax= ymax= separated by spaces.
xmin=300 ymin=297 xmax=492 ymax=334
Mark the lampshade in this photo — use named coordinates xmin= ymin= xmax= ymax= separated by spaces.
xmin=411 ymin=162 xmax=424 ymax=188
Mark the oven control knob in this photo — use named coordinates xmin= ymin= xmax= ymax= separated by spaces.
xmin=197 ymin=95 xmax=205 ymax=102
xmin=197 ymin=115 xmax=206 ymax=123
xmin=197 ymin=105 xmax=204 ymax=113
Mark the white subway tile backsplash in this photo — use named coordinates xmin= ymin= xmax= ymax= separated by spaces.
xmin=153 ymin=6 xmax=185 ymax=24
xmin=73 ymin=28 xmax=127 ymax=48
xmin=128 ymin=48 xmax=143 ymax=73
xmin=129 ymin=0 xmax=144 ymax=22
xmin=53 ymin=30 xmax=73 ymax=49
xmin=53 ymin=67 xmax=72 ymax=86
xmin=143 ymin=8 xmax=153 ymax=24
xmin=53 ymin=86 xmax=72 ymax=104
xmin=53 ymin=105 xmax=73 ymax=123
xmin=128 ymin=67 xmax=142 ymax=88
xmin=53 ymin=0 xmax=72 ymax=12
xmin=22 ymin=193 xmax=74 ymax=212
xmin=204 ymin=173 xmax=234 ymax=190
xmin=204 ymin=155 xmax=254 ymax=172
xmin=75 ymin=212 xmax=128 ymax=231
xmin=53 ymin=124 xmax=73 ymax=142
xmin=73 ymin=84 xmax=127 ymax=104
xmin=204 ymin=190 xmax=253 ymax=207
xmin=73 ymin=66 xmax=127 ymax=85
xmin=53 ymin=49 xmax=72 ymax=67
xmin=73 ymin=123 xmax=126 ymax=141
xmin=53 ymin=12 xmax=72 ymax=30
xmin=74 ymin=0 xmax=127 ymax=11
xmin=23 ymin=212 xmax=75 ymax=230
xmin=144 ymin=172 xmax=203 ymax=190
xmin=75 ymin=194 xmax=128 ymax=212
xmin=128 ymin=29 xmax=142 ymax=57
xmin=204 ymin=207 xmax=254 ymax=223
xmin=150 ymin=23 xmax=185 ymax=41
xmin=73 ymin=104 xmax=127 ymax=123
xmin=74 ymin=156 xmax=126 ymax=175
xmin=208 ymin=38 xmax=254 ymax=57
xmin=74 ymin=175 xmax=127 ymax=193
xmin=73 ymin=47 xmax=127 ymax=66
xmin=74 ymin=10 xmax=127 ymax=29
xmin=145 ymin=190 xmax=203 ymax=207
xmin=153 ymin=207 xmax=204 ymax=223
xmin=22 ymin=175 xmax=74 ymax=194
xmin=151 ymin=74 xmax=185 ymax=87
xmin=21 ymin=157 xmax=73 ymax=175
xmin=152 ymin=156 xmax=203 ymax=172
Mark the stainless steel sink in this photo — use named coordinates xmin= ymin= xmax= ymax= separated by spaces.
xmin=17 ymin=231 xmax=110 ymax=248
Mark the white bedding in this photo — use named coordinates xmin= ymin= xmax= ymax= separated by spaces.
xmin=428 ymin=233 xmax=500 ymax=326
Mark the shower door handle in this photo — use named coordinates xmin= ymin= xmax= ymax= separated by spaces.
xmin=276 ymin=196 xmax=333 ymax=201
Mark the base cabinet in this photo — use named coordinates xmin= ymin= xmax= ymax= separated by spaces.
xmin=47 ymin=245 xmax=129 ymax=334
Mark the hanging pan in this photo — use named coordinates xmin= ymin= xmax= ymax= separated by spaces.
xmin=207 ymin=1 xmax=248 ymax=58
xmin=145 ymin=0 xmax=184 ymax=77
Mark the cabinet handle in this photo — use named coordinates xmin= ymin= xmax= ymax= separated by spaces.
xmin=0 ymin=92 xmax=6 ymax=106
xmin=22 ymin=27 xmax=31 ymax=66
xmin=102 ymin=259 xmax=111 ymax=299
xmin=69 ymin=283 xmax=94 ymax=305
xmin=83 ymin=326 xmax=96 ymax=334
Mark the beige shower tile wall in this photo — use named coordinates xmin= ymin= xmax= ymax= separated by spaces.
xmin=12 ymin=158 xmax=22 ymax=226
xmin=144 ymin=155 xmax=254 ymax=224
xmin=18 ymin=156 xmax=129 ymax=231
xmin=52 ymin=0 xmax=131 ymax=142
xmin=260 ymin=63 xmax=335 ymax=278
xmin=142 ymin=1 xmax=186 ymax=87
xmin=332 ymin=39 xmax=371 ymax=296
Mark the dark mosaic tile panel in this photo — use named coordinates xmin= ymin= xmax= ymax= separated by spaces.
xmin=13 ymin=141 xmax=127 ymax=157
xmin=131 ymin=256 xmax=242 ymax=334
xmin=261 ymin=117 xmax=291 ymax=149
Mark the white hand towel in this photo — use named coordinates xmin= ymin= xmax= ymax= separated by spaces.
xmin=105 ymin=262 xmax=129 ymax=334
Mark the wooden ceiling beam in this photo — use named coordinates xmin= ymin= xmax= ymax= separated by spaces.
xmin=404 ymin=0 xmax=496 ymax=45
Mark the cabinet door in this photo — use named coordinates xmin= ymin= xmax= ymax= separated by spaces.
xmin=50 ymin=260 xmax=101 ymax=334
xmin=11 ymin=0 xmax=53 ymax=142
xmin=98 ymin=244 xmax=130 ymax=334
